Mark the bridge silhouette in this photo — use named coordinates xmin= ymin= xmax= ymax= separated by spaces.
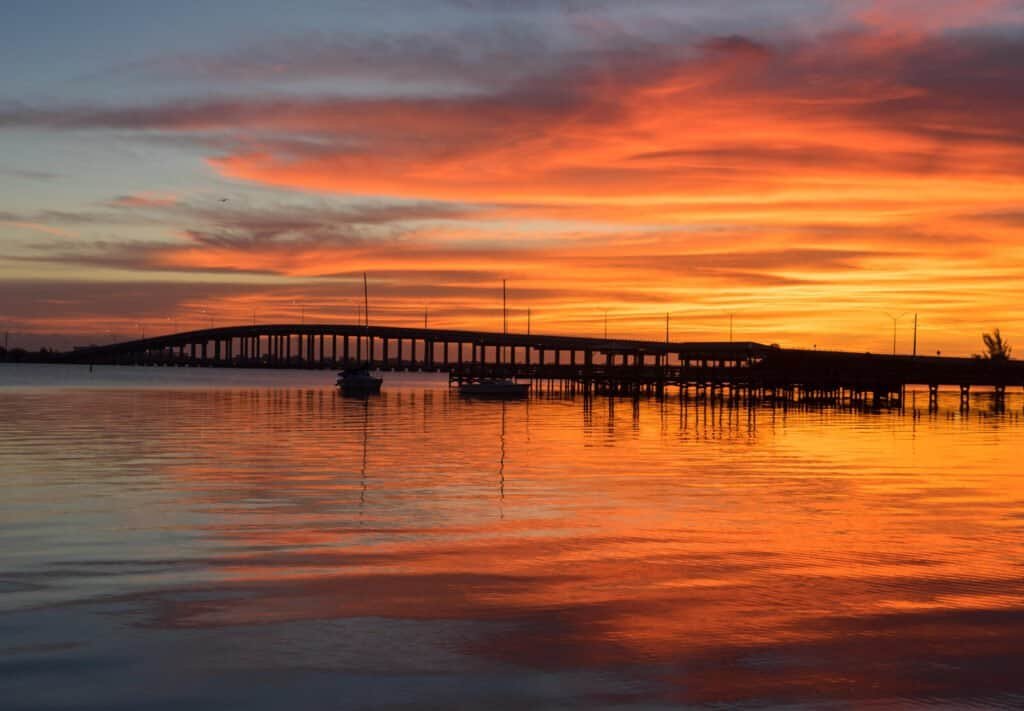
xmin=62 ymin=323 xmax=1024 ymax=408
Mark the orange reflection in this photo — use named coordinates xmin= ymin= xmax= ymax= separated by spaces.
xmin=17 ymin=385 xmax=1014 ymax=704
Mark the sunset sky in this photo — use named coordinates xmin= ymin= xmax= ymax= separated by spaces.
xmin=2 ymin=0 xmax=1023 ymax=354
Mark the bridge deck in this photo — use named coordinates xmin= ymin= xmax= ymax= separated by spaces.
xmin=61 ymin=323 xmax=1024 ymax=394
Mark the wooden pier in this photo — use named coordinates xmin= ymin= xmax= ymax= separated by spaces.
xmin=61 ymin=323 xmax=1024 ymax=409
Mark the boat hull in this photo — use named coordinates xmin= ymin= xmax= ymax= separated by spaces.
xmin=458 ymin=381 xmax=530 ymax=398
xmin=336 ymin=373 xmax=383 ymax=395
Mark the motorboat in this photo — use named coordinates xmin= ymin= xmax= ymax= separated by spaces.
xmin=458 ymin=378 xmax=530 ymax=398
xmin=337 ymin=364 xmax=383 ymax=395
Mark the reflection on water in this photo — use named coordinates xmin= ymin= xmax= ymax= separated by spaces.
xmin=2 ymin=365 xmax=1024 ymax=708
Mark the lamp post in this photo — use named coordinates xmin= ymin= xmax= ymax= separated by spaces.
xmin=502 ymin=280 xmax=508 ymax=335
xmin=912 ymin=313 xmax=918 ymax=357
xmin=603 ymin=309 xmax=609 ymax=339
xmin=884 ymin=312 xmax=909 ymax=356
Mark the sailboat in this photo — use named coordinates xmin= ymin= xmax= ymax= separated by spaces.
xmin=459 ymin=280 xmax=530 ymax=398
xmin=337 ymin=272 xmax=383 ymax=395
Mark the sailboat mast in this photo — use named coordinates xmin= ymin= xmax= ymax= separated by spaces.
xmin=363 ymin=272 xmax=369 ymax=329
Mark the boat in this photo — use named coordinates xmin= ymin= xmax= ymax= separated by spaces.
xmin=337 ymin=271 xmax=383 ymax=395
xmin=337 ymin=364 xmax=383 ymax=395
xmin=458 ymin=280 xmax=529 ymax=398
xmin=459 ymin=378 xmax=530 ymax=398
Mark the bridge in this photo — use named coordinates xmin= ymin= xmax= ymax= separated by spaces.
xmin=60 ymin=323 xmax=1024 ymax=408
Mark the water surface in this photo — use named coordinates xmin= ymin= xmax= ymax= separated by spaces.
xmin=3 ymin=364 xmax=1024 ymax=708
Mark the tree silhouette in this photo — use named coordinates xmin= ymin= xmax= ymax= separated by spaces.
xmin=981 ymin=329 xmax=1012 ymax=360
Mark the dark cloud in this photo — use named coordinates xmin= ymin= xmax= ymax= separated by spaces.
xmin=0 ymin=279 xmax=261 ymax=322
xmin=626 ymin=144 xmax=948 ymax=176
xmin=0 ymin=167 xmax=60 ymax=181
xmin=699 ymin=34 xmax=772 ymax=57
xmin=127 ymin=23 xmax=559 ymax=89
xmin=2 ymin=197 xmax=478 ymax=246
xmin=592 ymin=248 xmax=887 ymax=273
xmin=4 ymin=25 xmax=1023 ymax=170
xmin=967 ymin=209 xmax=1024 ymax=226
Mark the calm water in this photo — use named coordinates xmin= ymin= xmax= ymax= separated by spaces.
xmin=3 ymin=364 xmax=1024 ymax=709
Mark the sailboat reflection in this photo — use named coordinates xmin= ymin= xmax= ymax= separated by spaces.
xmin=499 ymin=400 xmax=506 ymax=509
xmin=359 ymin=398 xmax=369 ymax=520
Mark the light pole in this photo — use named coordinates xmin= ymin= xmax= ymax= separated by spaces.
xmin=912 ymin=313 xmax=918 ymax=357
xmin=603 ymin=309 xmax=609 ymax=339
xmin=502 ymin=280 xmax=508 ymax=335
xmin=884 ymin=312 xmax=909 ymax=356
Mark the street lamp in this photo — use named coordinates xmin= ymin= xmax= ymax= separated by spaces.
xmin=883 ymin=312 xmax=909 ymax=356
xmin=603 ymin=309 xmax=609 ymax=339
